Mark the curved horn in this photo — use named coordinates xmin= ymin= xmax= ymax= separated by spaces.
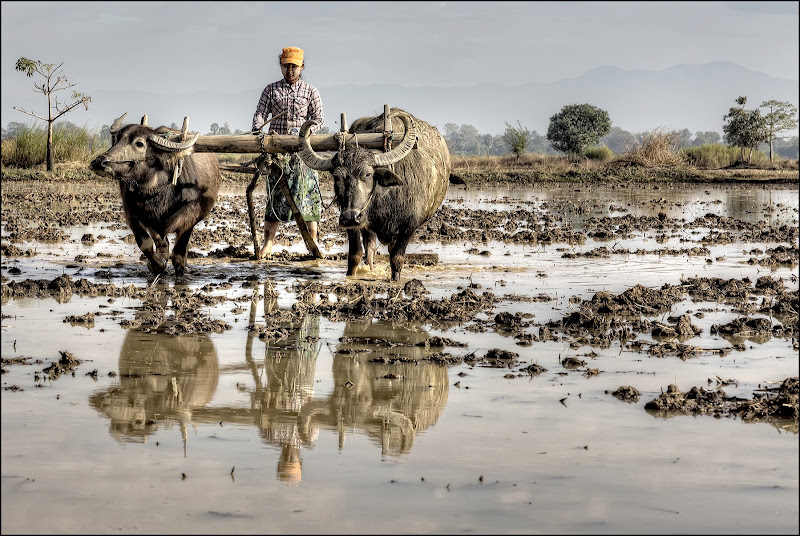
xmin=109 ymin=113 xmax=128 ymax=135
xmin=298 ymin=120 xmax=334 ymax=171
xmin=373 ymin=111 xmax=417 ymax=167
xmin=148 ymin=131 xmax=199 ymax=151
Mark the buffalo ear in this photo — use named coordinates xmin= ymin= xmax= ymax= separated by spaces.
xmin=374 ymin=168 xmax=403 ymax=187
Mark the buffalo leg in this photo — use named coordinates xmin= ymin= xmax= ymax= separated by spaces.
xmin=164 ymin=203 xmax=203 ymax=276
xmin=388 ymin=236 xmax=411 ymax=282
xmin=171 ymin=227 xmax=194 ymax=277
xmin=129 ymin=220 xmax=167 ymax=274
xmin=346 ymin=229 xmax=363 ymax=276
xmin=151 ymin=231 xmax=170 ymax=266
xmin=362 ymin=229 xmax=378 ymax=271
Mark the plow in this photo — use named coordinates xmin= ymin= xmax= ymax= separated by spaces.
xmin=188 ymin=104 xmax=403 ymax=259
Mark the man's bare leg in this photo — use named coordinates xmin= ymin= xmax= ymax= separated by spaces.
xmin=260 ymin=221 xmax=280 ymax=259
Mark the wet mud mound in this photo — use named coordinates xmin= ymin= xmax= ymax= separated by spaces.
xmin=645 ymin=377 xmax=799 ymax=426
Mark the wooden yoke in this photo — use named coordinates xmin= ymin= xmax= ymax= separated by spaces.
xmin=220 ymin=104 xmax=398 ymax=262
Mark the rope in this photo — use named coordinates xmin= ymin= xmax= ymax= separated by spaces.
xmin=264 ymin=160 xmax=293 ymax=223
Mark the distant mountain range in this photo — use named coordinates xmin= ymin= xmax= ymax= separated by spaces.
xmin=2 ymin=61 xmax=797 ymax=137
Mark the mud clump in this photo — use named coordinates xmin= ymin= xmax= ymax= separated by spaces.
xmin=561 ymin=356 xmax=586 ymax=369
xmin=65 ymin=313 xmax=95 ymax=326
xmin=483 ymin=348 xmax=519 ymax=369
xmin=41 ymin=351 xmax=82 ymax=380
xmin=652 ymin=314 xmax=702 ymax=339
xmin=1 ymin=242 xmax=36 ymax=257
xmin=645 ymin=377 xmax=798 ymax=424
xmin=609 ymin=386 xmax=642 ymax=403
xmin=520 ymin=363 xmax=548 ymax=376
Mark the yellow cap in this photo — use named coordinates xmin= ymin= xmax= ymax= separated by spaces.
xmin=280 ymin=46 xmax=304 ymax=66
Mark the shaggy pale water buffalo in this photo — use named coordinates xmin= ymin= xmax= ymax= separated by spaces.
xmin=90 ymin=114 xmax=220 ymax=277
xmin=298 ymin=109 xmax=458 ymax=281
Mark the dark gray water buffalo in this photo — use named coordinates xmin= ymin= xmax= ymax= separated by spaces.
xmin=90 ymin=114 xmax=220 ymax=277
xmin=298 ymin=109 xmax=459 ymax=281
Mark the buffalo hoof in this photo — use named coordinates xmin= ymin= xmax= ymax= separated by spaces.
xmin=147 ymin=255 xmax=168 ymax=274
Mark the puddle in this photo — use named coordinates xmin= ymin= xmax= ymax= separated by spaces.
xmin=1 ymin=179 xmax=798 ymax=533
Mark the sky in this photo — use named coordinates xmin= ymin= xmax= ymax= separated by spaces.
xmin=1 ymin=1 xmax=798 ymax=135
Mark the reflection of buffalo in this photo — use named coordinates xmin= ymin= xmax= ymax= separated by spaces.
xmin=299 ymin=319 xmax=449 ymax=458
xmin=88 ymin=330 xmax=218 ymax=444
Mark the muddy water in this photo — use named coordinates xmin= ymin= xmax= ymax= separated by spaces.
xmin=1 ymin=180 xmax=798 ymax=534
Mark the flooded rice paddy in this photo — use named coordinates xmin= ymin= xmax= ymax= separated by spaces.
xmin=1 ymin=178 xmax=798 ymax=534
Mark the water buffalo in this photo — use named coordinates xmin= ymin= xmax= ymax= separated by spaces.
xmin=90 ymin=114 xmax=219 ymax=277
xmin=298 ymin=109 xmax=459 ymax=281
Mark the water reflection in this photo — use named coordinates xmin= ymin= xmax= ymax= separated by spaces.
xmin=298 ymin=319 xmax=449 ymax=460
xmin=244 ymin=297 xmax=449 ymax=483
xmin=645 ymin=407 xmax=798 ymax=435
xmin=88 ymin=330 xmax=219 ymax=445
xmin=245 ymin=307 xmax=320 ymax=485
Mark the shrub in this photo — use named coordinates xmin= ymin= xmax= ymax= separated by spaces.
xmin=604 ymin=129 xmax=686 ymax=171
xmin=681 ymin=144 xmax=739 ymax=168
xmin=0 ymin=123 xmax=107 ymax=168
xmin=584 ymin=146 xmax=614 ymax=161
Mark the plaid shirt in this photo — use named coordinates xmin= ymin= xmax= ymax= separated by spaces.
xmin=252 ymin=78 xmax=324 ymax=135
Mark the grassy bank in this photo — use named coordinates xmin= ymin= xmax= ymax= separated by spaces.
xmin=2 ymin=129 xmax=798 ymax=186
xmin=2 ymin=160 xmax=797 ymax=186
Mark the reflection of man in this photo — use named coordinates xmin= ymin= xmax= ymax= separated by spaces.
xmin=253 ymin=314 xmax=321 ymax=484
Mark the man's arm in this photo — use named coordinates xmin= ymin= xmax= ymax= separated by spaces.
xmin=307 ymin=87 xmax=324 ymax=135
xmin=252 ymin=86 xmax=271 ymax=131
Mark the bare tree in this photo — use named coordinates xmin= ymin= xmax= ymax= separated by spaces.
xmin=13 ymin=57 xmax=91 ymax=171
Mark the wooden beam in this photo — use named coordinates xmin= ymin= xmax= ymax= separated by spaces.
xmin=193 ymin=132 xmax=391 ymax=154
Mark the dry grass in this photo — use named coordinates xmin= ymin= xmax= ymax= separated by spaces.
xmin=604 ymin=129 xmax=686 ymax=171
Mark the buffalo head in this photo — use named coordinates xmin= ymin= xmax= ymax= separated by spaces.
xmin=298 ymin=111 xmax=417 ymax=228
xmin=91 ymin=113 xmax=199 ymax=187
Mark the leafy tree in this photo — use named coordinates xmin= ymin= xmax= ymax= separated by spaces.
xmin=218 ymin=122 xmax=231 ymax=135
xmin=503 ymin=121 xmax=530 ymax=160
xmin=479 ymin=133 xmax=496 ymax=156
xmin=722 ymin=96 xmax=767 ymax=163
xmin=3 ymin=121 xmax=30 ymax=140
xmin=774 ymin=136 xmax=798 ymax=159
xmin=546 ymin=103 xmax=611 ymax=157
xmin=759 ymin=100 xmax=798 ymax=162
xmin=601 ymin=126 xmax=636 ymax=155
xmin=209 ymin=122 xmax=220 ymax=135
xmin=670 ymin=128 xmax=692 ymax=149
xmin=692 ymin=131 xmax=721 ymax=146
xmin=13 ymin=57 xmax=92 ymax=171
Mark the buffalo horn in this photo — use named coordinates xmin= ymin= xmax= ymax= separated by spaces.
xmin=148 ymin=131 xmax=200 ymax=151
xmin=109 ymin=113 xmax=128 ymax=135
xmin=140 ymin=115 xmax=148 ymax=126
xmin=373 ymin=111 xmax=417 ymax=167
xmin=298 ymin=120 xmax=335 ymax=171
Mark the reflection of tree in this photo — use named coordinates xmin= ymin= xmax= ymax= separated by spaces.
xmin=299 ymin=320 xmax=450 ymax=459
xmin=88 ymin=330 xmax=219 ymax=446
